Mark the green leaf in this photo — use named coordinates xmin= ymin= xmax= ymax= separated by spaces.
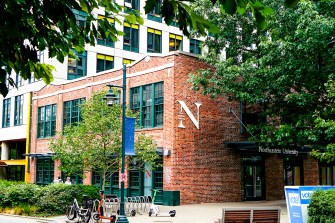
xmin=285 ymin=0 xmax=300 ymax=7
xmin=219 ymin=0 xmax=237 ymax=15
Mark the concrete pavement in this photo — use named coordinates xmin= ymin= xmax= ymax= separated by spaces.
xmin=0 ymin=200 xmax=289 ymax=223
xmin=51 ymin=199 xmax=289 ymax=223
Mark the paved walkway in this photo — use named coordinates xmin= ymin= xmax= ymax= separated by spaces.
xmin=48 ymin=200 xmax=289 ymax=223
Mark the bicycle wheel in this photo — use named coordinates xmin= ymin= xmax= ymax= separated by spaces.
xmin=66 ymin=206 xmax=76 ymax=220
xmin=82 ymin=209 xmax=91 ymax=223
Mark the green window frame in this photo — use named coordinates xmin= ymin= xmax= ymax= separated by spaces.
xmin=73 ymin=9 xmax=87 ymax=28
xmin=97 ymin=54 xmax=114 ymax=72
xmin=147 ymin=0 xmax=162 ymax=22
xmin=63 ymin=98 xmax=85 ymax=129
xmin=147 ymin=28 xmax=162 ymax=53
xmin=152 ymin=156 xmax=163 ymax=204
xmin=2 ymin=98 xmax=11 ymax=128
xmin=36 ymin=158 xmax=54 ymax=185
xmin=169 ymin=34 xmax=182 ymax=51
xmin=92 ymin=170 xmax=119 ymax=196
xmin=37 ymin=104 xmax=56 ymax=138
xmin=14 ymin=95 xmax=23 ymax=126
xmin=190 ymin=39 xmax=202 ymax=55
xmin=124 ymin=0 xmax=139 ymax=12
xmin=68 ymin=50 xmax=87 ymax=80
xmin=123 ymin=23 xmax=139 ymax=53
xmin=97 ymin=15 xmax=115 ymax=47
xmin=130 ymin=82 xmax=163 ymax=128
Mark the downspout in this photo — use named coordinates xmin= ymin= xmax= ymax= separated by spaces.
xmin=24 ymin=92 xmax=32 ymax=182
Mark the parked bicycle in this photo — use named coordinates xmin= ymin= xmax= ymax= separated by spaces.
xmin=92 ymin=190 xmax=117 ymax=223
xmin=66 ymin=195 xmax=92 ymax=223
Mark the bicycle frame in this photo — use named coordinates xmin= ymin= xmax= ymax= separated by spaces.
xmin=66 ymin=198 xmax=91 ymax=223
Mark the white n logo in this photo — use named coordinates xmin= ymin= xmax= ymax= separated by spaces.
xmin=177 ymin=101 xmax=202 ymax=129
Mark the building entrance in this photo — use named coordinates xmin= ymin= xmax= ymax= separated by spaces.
xmin=242 ymin=156 xmax=265 ymax=201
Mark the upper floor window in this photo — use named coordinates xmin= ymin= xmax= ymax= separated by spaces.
xmin=124 ymin=0 xmax=140 ymax=12
xmin=63 ymin=98 xmax=85 ymax=129
xmin=170 ymin=16 xmax=179 ymax=27
xmin=68 ymin=50 xmax=87 ymax=80
xmin=169 ymin=34 xmax=182 ymax=51
xmin=147 ymin=28 xmax=161 ymax=53
xmin=130 ymin=82 xmax=163 ymax=128
xmin=123 ymin=23 xmax=139 ymax=53
xmin=190 ymin=39 xmax=202 ymax=55
xmin=123 ymin=58 xmax=134 ymax=65
xmin=72 ymin=9 xmax=87 ymax=28
xmin=147 ymin=0 xmax=162 ymax=22
xmin=15 ymin=73 xmax=23 ymax=87
xmin=14 ymin=95 xmax=23 ymax=126
xmin=28 ymin=75 xmax=37 ymax=84
xmin=97 ymin=15 xmax=115 ymax=47
xmin=37 ymin=104 xmax=56 ymax=138
xmin=2 ymin=98 xmax=11 ymax=128
xmin=97 ymin=54 xmax=114 ymax=73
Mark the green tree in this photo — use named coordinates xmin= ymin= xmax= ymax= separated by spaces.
xmin=50 ymin=90 xmax=159 ymax=189
xmin=1 ymin=0 xmax=282 ymax=98
xmin=190 ymin=0 xmax=335 ymax=155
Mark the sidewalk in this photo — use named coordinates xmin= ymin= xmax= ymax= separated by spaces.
xmin=49 ymin=200 xmax=288 ymax=223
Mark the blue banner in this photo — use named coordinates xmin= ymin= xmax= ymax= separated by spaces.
xmin=125 ymin=117 xmax=136 ymax=155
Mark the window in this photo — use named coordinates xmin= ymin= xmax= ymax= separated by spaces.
xmin=73 ymin=9 xmax=87 ymax=28
xmin=130 ymin=82 xmax=163 ymax=128
xmin=148 ymin=0 xmax=162 ymax=22
xmin=37 ymin=104 xmax=56 ymax=138
xmin=170 ymin=16 xmax=179 ymax=27
xmin=2 ymin=98 xmax=11 ymax=128
xmin=97 ymin=15 xmax=115 ymax=47
xmin=169 ymin=34 xmax=182 ymax=51
xmin=124 ymin=0 xmax=139 ymax=12
xmin=92 ymin=170 xmax=119 ymax=195
xmin=36 ymin=158 xmax=54 ymax=185
xmin=190 ymin=39 xmax=202 ymax=55
xmin=147 ymin=28 xmax=162 ymax=53
xmin=123 ymin=23 xmax=139 ymax=53
xmin=63 ymin=98 xmax=85 ymax=129
xmin=97 ymin=54 xmax=114 ymax=72
xmin=15 ymin=73 xmax=23 ymax=87
xmin=28 ymin=76 xmax=37 ymax=84
xmin=123 ymin=58 xmax=134 ymax=65
xmin=14 ymin=95 xmax=23 ymax=126
xmin=68 ymin=50 xmax=87 ymax=80
xmin=319 ymin=162 xmax=335 ymax=185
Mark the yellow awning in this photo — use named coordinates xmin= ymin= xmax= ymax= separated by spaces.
xmin=1 ymin=159 xmax=25 ymax=166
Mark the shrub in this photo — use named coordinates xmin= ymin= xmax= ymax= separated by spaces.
xmin=36 ymin=184 xmax=100 ymax=215
xmin=308 ymin=189 xmax=335 ymax=223
xmin=0 ymin=180 xmax=99 ymax=216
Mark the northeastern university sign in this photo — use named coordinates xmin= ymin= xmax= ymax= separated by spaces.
xmin=259 ymin=147 xmax=299 ymax=156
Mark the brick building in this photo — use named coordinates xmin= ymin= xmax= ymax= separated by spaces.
xmin=28 ymin=52 xmax=320 ymax=204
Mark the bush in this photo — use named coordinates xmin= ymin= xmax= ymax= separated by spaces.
xmin=308 ymin=189 xmax=335 ymax=223
xmin=36 ymin=184 xmax=100 ymax=215
xmin=0 ymin=180 xmax=99 ymax=216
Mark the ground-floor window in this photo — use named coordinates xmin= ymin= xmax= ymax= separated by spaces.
xmin=36 ymin=158 xmax=54 ymax=185
xmin=152 ymin=156 xmax=163 ymax=204
xmin=283 ymin=156 xmax=303 ymax=186
xmin=319 ymin=162 xmax=335 ymax=185
xmin=92 ymin=170 xmax=119 ymax=196
xmin=62 ymin=172 xmax=83 ymax=185
xmin=6 ymin=165 xmax=24 ymax=181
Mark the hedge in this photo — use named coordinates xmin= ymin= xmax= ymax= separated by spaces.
xmin=308 ymin=189 xmax=335 ymax=223
xmin=0 ymin=180 xmax=100 ymax=216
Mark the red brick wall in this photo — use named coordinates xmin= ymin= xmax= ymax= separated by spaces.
xmin=29 ymin=52 xmax=316 ymax=204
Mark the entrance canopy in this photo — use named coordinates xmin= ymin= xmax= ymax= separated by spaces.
xmin=225 ymin=141 xmax=312 ymax=156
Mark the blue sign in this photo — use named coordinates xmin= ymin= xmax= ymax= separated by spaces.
xmin=125 ymin=117 xmax=136 ymax=155
xmin=285 ymin=186 xmax=335 ymax=223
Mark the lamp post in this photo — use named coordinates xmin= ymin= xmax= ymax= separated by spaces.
xmin=104 ymin=64 xmax=128 ymax=223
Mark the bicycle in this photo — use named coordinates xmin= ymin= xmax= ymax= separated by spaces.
xmin=66 ymin=195 xmax=92 ymax=223
xmin=92 ymin=190 xmax=117 ymax=223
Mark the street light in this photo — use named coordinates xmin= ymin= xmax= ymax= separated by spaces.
xmin=104 ymin=64 xmax=128 ymax=223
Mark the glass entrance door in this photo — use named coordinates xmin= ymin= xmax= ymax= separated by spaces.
xmin=242 ymin=157 xmax=265 ymax=201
